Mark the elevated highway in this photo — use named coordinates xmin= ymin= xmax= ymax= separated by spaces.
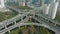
xmin=0 ymin=6 xmax=30 ymax=30
xmin=0 ymin=6 xmax=60 ymax=34
xmin=0 ymin=22 xmax=60 ymax=34
xmin=32 ymin=16 xmax=60 ymax=34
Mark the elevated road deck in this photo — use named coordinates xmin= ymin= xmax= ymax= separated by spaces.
xmin=0 ymin=6 xmax=60 ymax=34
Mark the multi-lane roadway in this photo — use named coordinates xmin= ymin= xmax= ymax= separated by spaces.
xmin=0 ymin=6 xmax=60 ymax=34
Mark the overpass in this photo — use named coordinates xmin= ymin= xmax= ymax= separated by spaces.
xmin=0 ymin=6 xmax=30 ymax=30
xmin=0 ymin=6 xmax=60 ymax=34
xmin=32 ymin=16 xmax=60 ymax=34
xmin=0 ymin=22 xmax=60 ymax=34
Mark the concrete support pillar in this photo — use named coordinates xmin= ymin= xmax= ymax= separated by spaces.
xmin=22 ymin=19 xmax=24 ymax=22
xmin=26 ymin=15 xmax=27 ymax=18
xmin=25 ymin=25 xmax=27 ymax=28
xmin=38 ymin=26 xmax=40 ymax=29
xmin=8 ymin=30 xmax=10 ymax=33
xmin=15 ymin=21 xmax=16 ymax=24
xmin=21 ymin=17 xmax=23 ymax=21
xmin=55 ymin=22 xmax=57 ymax=26
xmin=55 ymin=23 xmax=56 ymax=26
xmin=5 ymin=25 xmax=7 ymax=29
xmin=19 ymin=26 xmax=20 ymax=29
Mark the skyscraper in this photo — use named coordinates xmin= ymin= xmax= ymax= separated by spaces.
xmin=48 ymin=0 xmax=59 ymax=19
xmin=0 ymin=0 xmax=5 ymax=8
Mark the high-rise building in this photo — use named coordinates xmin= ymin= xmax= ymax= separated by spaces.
xmin=0 ymin=0 xmax=9 ymax=12
xmin=19 ymin=0 xmax=25 ymax=6
xmin=45 ymin=4 xmax=50 ymax=15
xmin=51 ymin=2 xmax=59 ymax=19
xmin=48 ymin=0 xmax=59 ymax=19
xmin=0 ymin=0 xmax=5 ymax=8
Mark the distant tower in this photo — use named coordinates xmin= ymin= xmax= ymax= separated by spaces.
xmin=52 ymin=0 xmax=56 ymax=2
xmin=41 ymin=0 xmax=45 ymax=6
xmin=43 ymin=4 xmax=50 ymax=15
xmin=46 ymin=4 xmax=50 ymax=15
xmin=27 ymin=0 xmax=32 ymax=7
xmin=51 ymin=2 xmax=59 ymax=19
xmin=43 ymin=4 xmax=47 ymax=15
xmin=48 ymin=0 xmax=59 ymax=19
xmin=0 ymin=0 xmax=9 ymax=12
xmin=0 ymin=0 xmax=5 ymax=8
xmin=19 ymin=0 xmax=25 ymax=6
